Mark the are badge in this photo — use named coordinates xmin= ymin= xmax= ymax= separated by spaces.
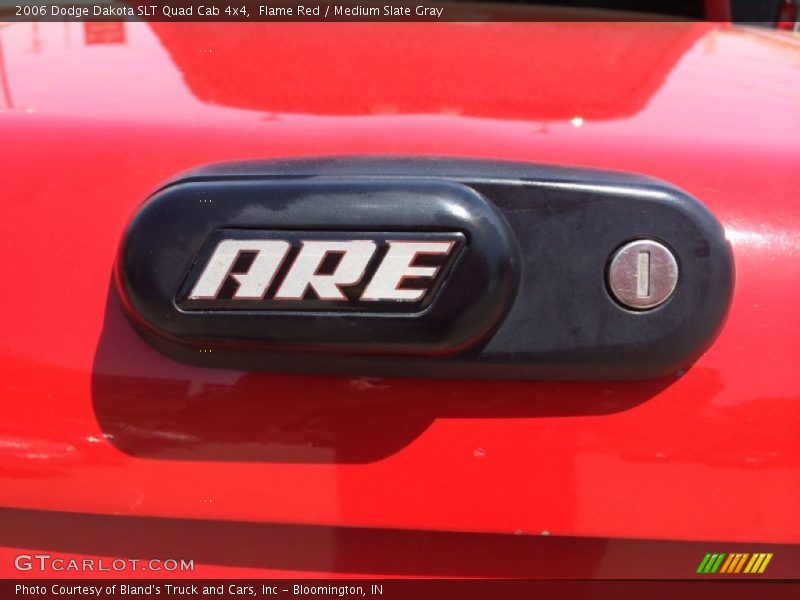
xmin=116 ymin=157 xmax=733 ymax=379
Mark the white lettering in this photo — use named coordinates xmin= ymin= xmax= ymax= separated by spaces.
xmin=274 ymin=240 xmax=376 ymax=300
xmin=189 ymin=240 xmax=290 ymax=300
xmin=362 ymin=241 xmax=454 ymax=301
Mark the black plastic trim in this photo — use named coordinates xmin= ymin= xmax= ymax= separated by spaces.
xmin=116 ymin=157 xmax=734 ymax=379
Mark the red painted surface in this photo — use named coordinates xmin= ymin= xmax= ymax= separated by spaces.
xmin=0 ymin=21 xmax=799 ymax=576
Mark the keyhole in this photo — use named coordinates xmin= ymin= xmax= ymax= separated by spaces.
xmin=636 ymin=251 xmax=651 ymax=298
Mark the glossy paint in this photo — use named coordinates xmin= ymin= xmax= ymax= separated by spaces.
xmin=0 ymin=21 xmax=799 ymax=576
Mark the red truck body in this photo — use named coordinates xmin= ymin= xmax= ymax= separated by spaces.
xmin=0 ymin=20 xmax=798 ymax=577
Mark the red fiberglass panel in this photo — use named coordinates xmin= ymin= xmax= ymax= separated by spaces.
xmin=0 ymin=21 xmax=798 ymax=570
xmin=148 ymin=21 xmax=710 ymax=120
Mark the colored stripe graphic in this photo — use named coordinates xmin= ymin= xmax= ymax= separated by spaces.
xmin=723 ymin=553 xmax=738 ymax=574
xmin=710 ymin=553 xmax=726 ymax=573
xmin=734 ymin=553 xmax=749 ymax=573
xmin=701 ymin=553 xmax=773 ymax=575
xmin=720 ymin=554 xmax=735 ymax=573
xmin=698 ymin=553 xmax=726 ymax=574
xmin=705 ymin=554 xmax=719 ymax=573
xmin=730 ymin=554 xmax=745 ymax=573
xmin=758 ymin=553 xmax=773 ymax=573
xmin=745 ymin=554 xmax=761 ymax=573
xmin=697 ymin=554 xmax=712 ymax=574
